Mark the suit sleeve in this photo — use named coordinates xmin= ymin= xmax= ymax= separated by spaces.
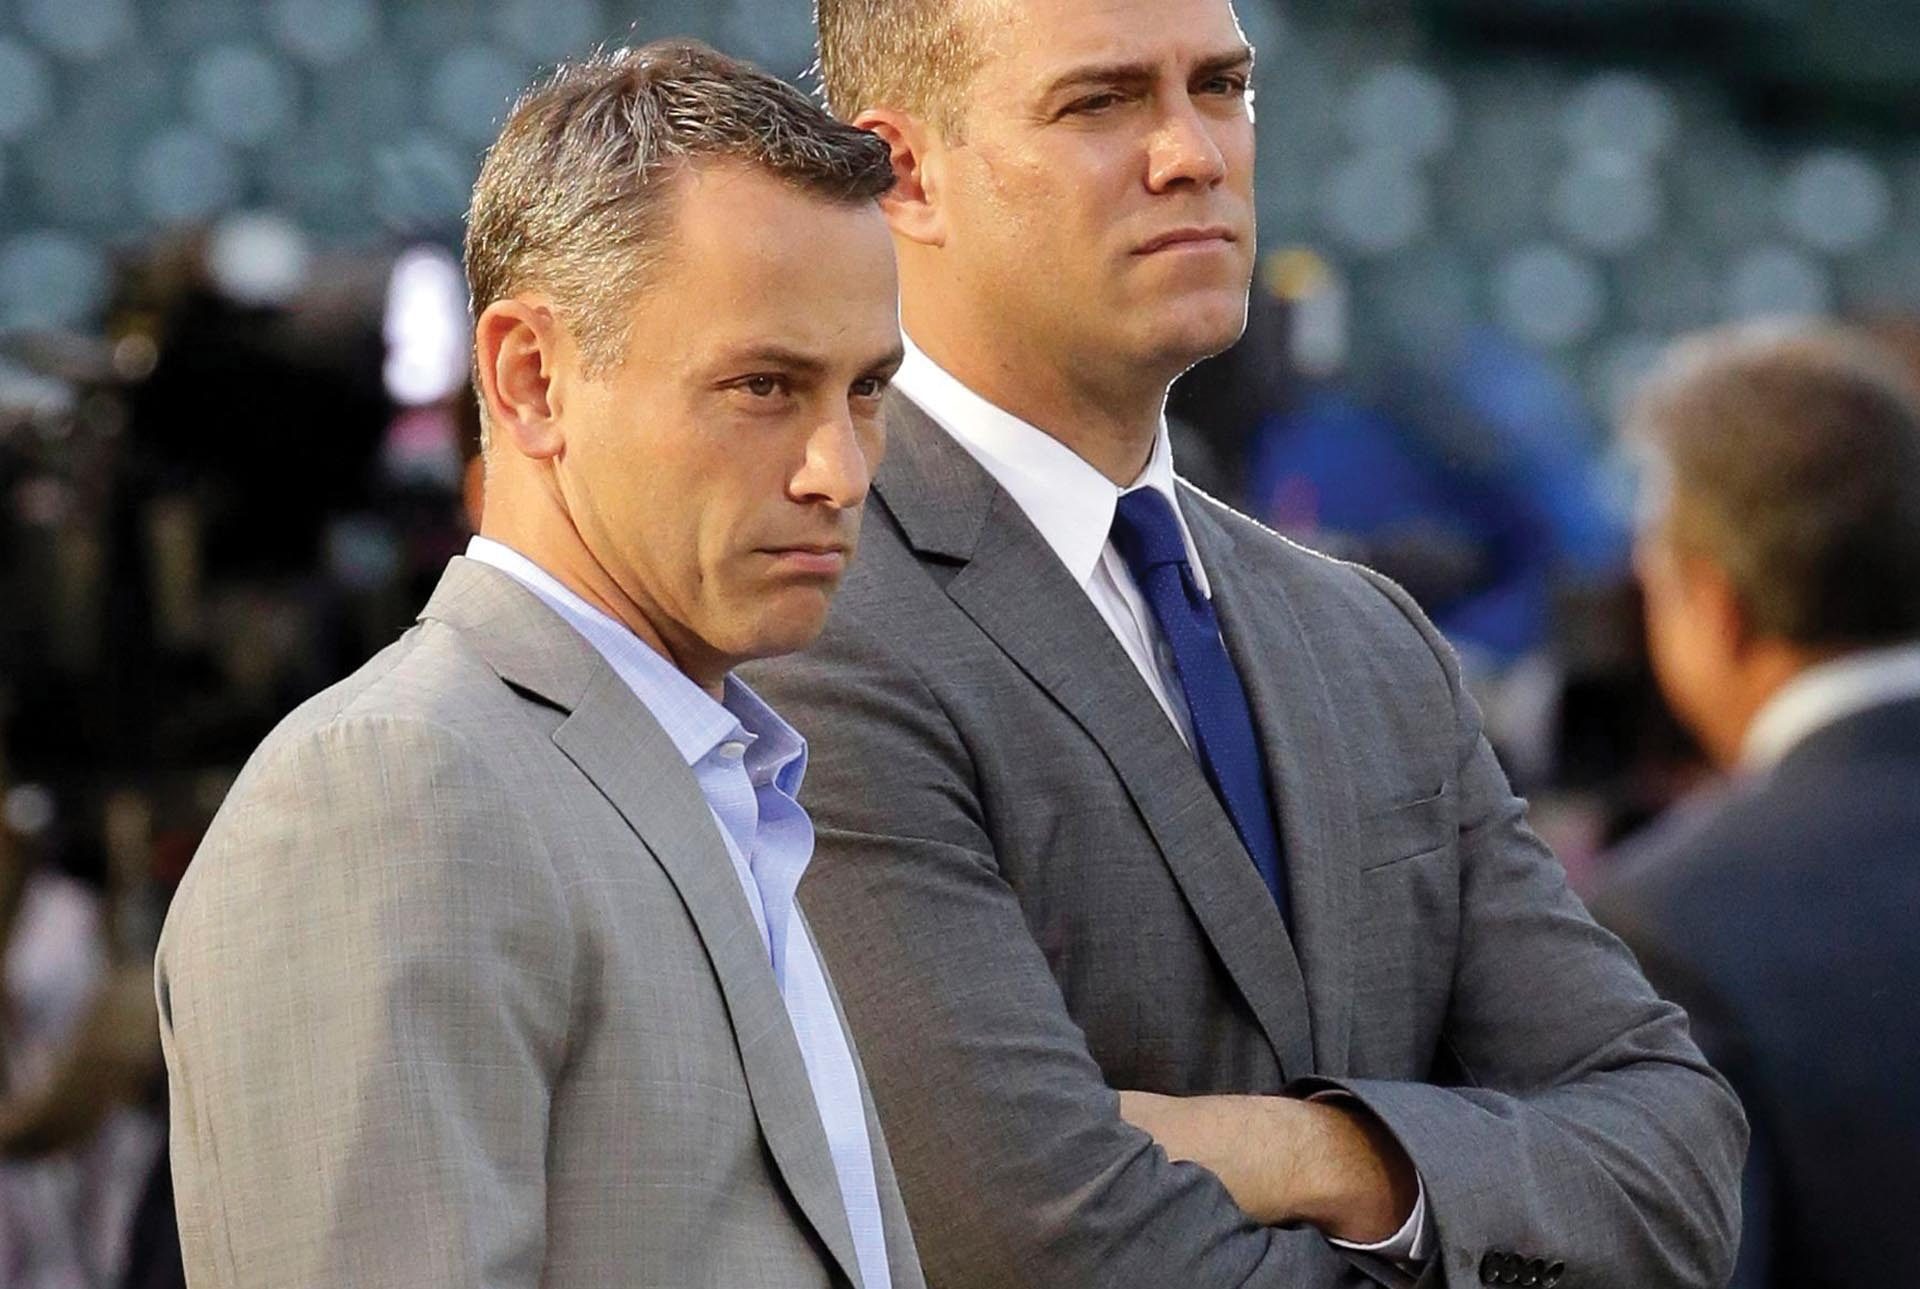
xmin=754 ymin=621 xmax=1354 ymax=1289
xmin=156 ymin=715 xmax=573 ymax=1289
xmin=1299 ymin=572 xmax=1749 ymax=1289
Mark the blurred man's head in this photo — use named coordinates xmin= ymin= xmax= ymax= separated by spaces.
xmin=465 ymin=41 xmax=902 ymax=691
xmin=1628 ymin=321 xmax=1920 ymax=766
xmin=820 ymin=0 xmax=1257 ymax=433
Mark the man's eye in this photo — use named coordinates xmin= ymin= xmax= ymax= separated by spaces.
xmin=1068 ymin=92 xmax=1123 ymax=115
xmin=741 ymin=375 xmax=785 ymax=397
xmin=851 ymin=377 xmax=889 ymax=400
xmin=1204 ymin=74 xmax=1251 ymax=97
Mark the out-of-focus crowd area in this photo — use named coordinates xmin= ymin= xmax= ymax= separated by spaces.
xmin=1 ymin=1 xmax=1917 ymax=1285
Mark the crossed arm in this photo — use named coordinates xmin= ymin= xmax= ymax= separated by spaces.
xmin=1117 ymin=1088 xmax=1420 ymax=1244
xmin=761 ymin=586 xmax=1746 ymax=1288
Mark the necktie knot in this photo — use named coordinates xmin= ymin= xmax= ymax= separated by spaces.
xmin=1111 ymin=487 xmax=1191 ymax=576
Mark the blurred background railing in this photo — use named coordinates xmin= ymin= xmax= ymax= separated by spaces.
xmin=1 ymin=2 xmax=1917 ymax=1285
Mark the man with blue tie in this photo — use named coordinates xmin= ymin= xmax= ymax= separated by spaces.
xmin=157 ymin=43 xmax=921 ymax=1288
xmin=739 ymin=0 xmax=1747 ymax=1285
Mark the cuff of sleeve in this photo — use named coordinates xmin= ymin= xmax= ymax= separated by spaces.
xmin=1308 ymin=1090 xmax=1433 ymax=1263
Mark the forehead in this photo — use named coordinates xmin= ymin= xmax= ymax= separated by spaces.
xmin=634 ymin=162 xmax=898 ymax=350
xmin=983 ymin=0 xmax=1247 ymax=81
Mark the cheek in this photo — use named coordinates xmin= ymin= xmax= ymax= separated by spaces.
xmin=696 ymin=460 xmax=794 ymax=574
xmin=1222 ymin=118 xmax=1257 ymax=180
xmin=978 ymin=151 xmax=1096 ymax=245
xmin=1645 ymin=598 xmax=1713 ymax=715
xmin=1640 ymin=579 xmax=1683 ymax=662
xmin=1644 ymin=610 xmax=1688 ymax=685
xmin=856 ymin=420 xmax=886 ymax=474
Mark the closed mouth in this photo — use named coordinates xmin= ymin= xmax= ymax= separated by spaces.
xmin=1135 ymin=227 xmax=1236 ymax=254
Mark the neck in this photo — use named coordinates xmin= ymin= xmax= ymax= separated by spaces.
xmin=1716 ymin=640 xmax=1846 ymax=768
xmin=904 ymin=297 xmax=1168 ymax=486
xmin=479 ymin=466 xmax=730 ymax=697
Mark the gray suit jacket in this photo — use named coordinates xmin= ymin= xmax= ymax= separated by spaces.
xmin=157 ymin=559 xmax=924 ymax=1289
xmin=740 ymin=398 xmax=1746 ymax=1289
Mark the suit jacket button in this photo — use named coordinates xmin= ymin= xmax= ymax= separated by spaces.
xmin=1542 ymin=1262 xmax=1566 ymax=1287
xmin=1521 ymin=1258 xmax=1547 ymax=1286
xmin=1481 ymin=1251 xmax=1505 ymax=1284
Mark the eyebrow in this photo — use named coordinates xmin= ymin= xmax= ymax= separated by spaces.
xmin=715 ymin=342 xmax=907 ymax=379
xmin=721 ymin=345 xmax=830 ymax=377
xmin=869 ymin=344 xmax=908 ymax=378
xmin=1039 ymin=44 xmax=1255 ymax=103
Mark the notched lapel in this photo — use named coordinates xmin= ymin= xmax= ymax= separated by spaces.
xmin=1186 ymin=494 xmax=1360 ymax=1077
xmin=549 ymin=667 xmax=868 ymax=1289
xmin=426 ymin=555 xmax=868 ymax=1282
xmin=879 ymin=403 xmax=1317 ymax=1080
xmin=418 ymin=557 xmax=600 ymax=713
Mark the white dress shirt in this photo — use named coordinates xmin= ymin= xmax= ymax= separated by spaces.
xmin=465 ymin=537 xmax=892 ymax=1289
xmin=893 ymin=335 xmax=1431 ymax=1264
xmin=1742 ymin=641 xmax=1920 ymax=772
xmin=894 ymin=334 xmax=1209 ymax=746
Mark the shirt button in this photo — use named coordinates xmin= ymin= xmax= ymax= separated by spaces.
xmin=718 ymin=741 xmax=747 ymax=760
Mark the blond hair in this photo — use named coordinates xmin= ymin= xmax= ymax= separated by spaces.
xmin=814 ymin=0 xmax=999 ymax=135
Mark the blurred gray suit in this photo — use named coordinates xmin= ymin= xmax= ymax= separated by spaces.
xmin=742 ymin=398 xmax=1746 ymax=1289
xmin=156 ymin=559 xmax=924 ymax=1289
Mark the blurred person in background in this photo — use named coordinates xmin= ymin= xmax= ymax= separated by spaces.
xmin=745 ymin=0 xmax=1745 ymax=1286
xmin=1593 ymin=321 xmax=1920 ymax=1289
xmin=156 ymin=42 xmax=922 ymax=1289
xmin=0 ymin=766 xmax=167 ymax=1289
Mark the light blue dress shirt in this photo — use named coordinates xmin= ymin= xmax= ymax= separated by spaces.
xmin=466 ymin=537 xmax=892 ymax=1289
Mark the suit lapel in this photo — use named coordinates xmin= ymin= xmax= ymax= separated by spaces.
xmin=1186 ymin=496 xmax=1360 ymax=1077
xmin=877 ymin=400 xmax=1316 ymax=1079
xmin=422 ymin=559 xmax=868 ymax=1289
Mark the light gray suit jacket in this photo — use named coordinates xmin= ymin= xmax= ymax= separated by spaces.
xmin=740 ymin=398 xmax=1746 ymax=1289
xmin=157 ymin=558 xmax=924 ymax=1289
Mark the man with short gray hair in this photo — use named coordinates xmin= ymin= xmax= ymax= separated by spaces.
xmin=1596 ymin=320 xmax=1920 ymax=1289
xmin=158 ymin=40 xmax=920 ymax=1289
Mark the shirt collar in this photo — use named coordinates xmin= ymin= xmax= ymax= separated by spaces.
xmin=892 ymin=333 xmax=1210 ymax=595
xmin=721 ymin=672 xmax=809 ymax=795
xmin=1741 ymin=640 xmax=1920 ymax=772
xmin=463 ymin=536 xmax=806 ymax=788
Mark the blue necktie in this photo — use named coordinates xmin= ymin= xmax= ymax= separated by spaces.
xmin=1110 ymin=488 xmax=1289 ymax=924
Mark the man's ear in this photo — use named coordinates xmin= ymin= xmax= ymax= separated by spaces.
xmin=474 ymin=297 xmax=568 ymax=461
xmin=858 ymin=108 xmax=950 ymax=250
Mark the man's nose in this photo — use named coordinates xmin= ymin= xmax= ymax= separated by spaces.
xmin=791 ymin=409 xmax=874 ymax=510
xmin=1146 ymin=99 xmax=1229 ymax=193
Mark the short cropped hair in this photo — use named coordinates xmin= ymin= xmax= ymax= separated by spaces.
xmin=815 ymin=0 xmax=998 ymax=133
xmin=464 ymin=39 xmax=894 ymax=412
xmin=1629 ymin=320 xmax=1920 ymax=647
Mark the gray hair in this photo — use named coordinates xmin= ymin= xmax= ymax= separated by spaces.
xmin=1629 ymin=319 xmax=1920 ymax=647
xmin=464 ymin=38 xmax=895 ymax=426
